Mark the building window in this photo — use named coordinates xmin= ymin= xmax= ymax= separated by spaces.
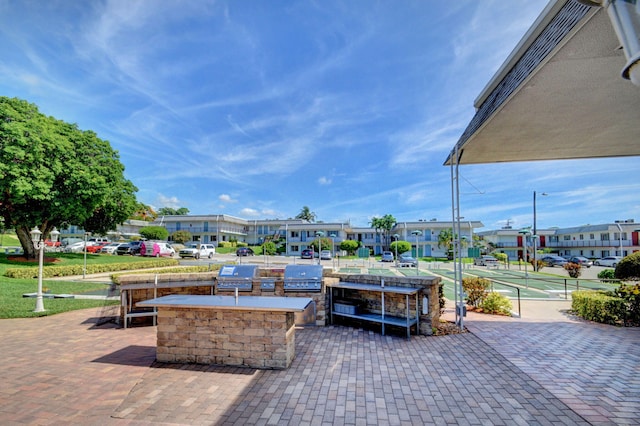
xmin=600 ymin=233 xmax=610 ymax=241
xmin=579 ymin=234 xmax=584 ymax=240
xmin=563 ymin=235 xmax=571 ymax=240
xmin=291 ymin=245 xmax=299 ymax=252
xmin=291 ymin=231 xmax=299 ymax=238
xmin=590 ymin=234 xmax=595 ymax=239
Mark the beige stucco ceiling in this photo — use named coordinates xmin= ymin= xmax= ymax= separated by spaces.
xmin=449 ymin=5 xmax=640 ymax=165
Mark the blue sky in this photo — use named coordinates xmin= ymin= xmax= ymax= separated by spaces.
xmin=1 ymin=0 xmax=638 ymax=230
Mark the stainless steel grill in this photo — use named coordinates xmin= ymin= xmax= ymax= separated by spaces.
xmin=283 ymin=265 xmax=323 ymax=292
xmin=216 ymin=264 xmax=257 ymax=291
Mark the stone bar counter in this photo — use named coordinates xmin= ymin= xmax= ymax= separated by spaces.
xmin=137 ymin=294 xmax=313 ymax=369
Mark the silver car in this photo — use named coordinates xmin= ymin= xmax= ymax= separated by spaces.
xmin=594 ymin=256 xmax=623 ymax=267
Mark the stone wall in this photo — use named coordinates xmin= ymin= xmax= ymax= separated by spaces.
xmin=156 ymin=307 xmax=296 ymax=369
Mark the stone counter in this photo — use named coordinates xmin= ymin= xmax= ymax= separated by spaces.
xmin=138 ymin=295 xmax=312 ymax=369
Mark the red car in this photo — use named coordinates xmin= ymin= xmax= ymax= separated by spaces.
xmin=86 ymin=242 xmax=110 ymax=253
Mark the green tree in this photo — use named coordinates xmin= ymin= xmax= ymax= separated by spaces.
xmin=390 ymin=240 xmax=411 ymax=254
xmin=295 ymin=206 xmax=316 ymax=222
xmin=437 ymin=228 xmax=467 ymax=260
xmin=139 ymin=226 xmax=169 ymax=241
xmin=158 ymin=207 xmax=190 ymax=216
xmin=339 ymin=239 xmax=360 ymax=255
xmin=131 ymin=203 xmax=157 ymax=221
xmin=262 ymin=241 xmax=277 ymax=255
xmin=369 ymin=214 xmax=397 ymax=251
xmin=0 ymin=97 xmax=138 ymax=257
xmin=615 ymin=252 xmax=640 ymax=281
xmin=171 ymin=230 xmax=192 ymax=244
xmin=309 ymin=237 xmax=333 ymax=252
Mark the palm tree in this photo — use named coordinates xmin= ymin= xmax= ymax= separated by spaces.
xmin=370 ymin=214 xmax=397 ymax=251
xmin=295 ymin=206 xmax=317 ymax=222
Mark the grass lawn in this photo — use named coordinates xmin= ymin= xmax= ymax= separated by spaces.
xmin=0 ymin=252 xmax=165 ymax=319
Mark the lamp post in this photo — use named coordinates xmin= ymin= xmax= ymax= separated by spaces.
xmin=532 ymin=191 xmax=548 ymax=271
xmin=411 ymin=230 xmax=422 ymax=276
xmin=519 ymin=228 xmax=530 ymax=287
xmin=315 ymin=231 xmax=324 ymax=265
xmin=83 ymin=232 xmax=91 ymax=279
xmin=30 ymin=227 xmax=59 ymax=313
xmin=393 ymin=233 xmax=400 ymax=266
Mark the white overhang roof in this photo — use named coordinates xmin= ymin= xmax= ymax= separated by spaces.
xmin=444 ymin=0 xmax=640 ymax=166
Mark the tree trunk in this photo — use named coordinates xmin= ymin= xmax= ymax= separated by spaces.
xmin=16 ymin=226 xmax=36 ymax=259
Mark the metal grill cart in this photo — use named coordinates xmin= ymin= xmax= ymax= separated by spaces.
xmin=216 ymin=264 xmax=258 ymax=292
xmin=283 ymin=264 xmax=323 ymax=292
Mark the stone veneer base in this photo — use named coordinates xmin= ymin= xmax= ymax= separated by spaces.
xmin=155 ymin=307 xmax=296 ymax=369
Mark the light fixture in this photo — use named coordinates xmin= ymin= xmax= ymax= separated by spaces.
xmin=31 ymin=227 xmax=59 ymax=313
xmin=410 ymin=230 xmax=423 ymax=276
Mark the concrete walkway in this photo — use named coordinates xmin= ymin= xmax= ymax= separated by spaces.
xmin=0 ymin=299 xmax=638 ymax=425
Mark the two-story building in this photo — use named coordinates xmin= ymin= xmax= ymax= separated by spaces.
xmin=153 ymin=215 xmax=484 ymax=258
xmin=478 ymin=219 xmax=639 ymax=260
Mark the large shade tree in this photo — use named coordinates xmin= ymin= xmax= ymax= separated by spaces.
xmin=0 ymin=97 xmax=138 ymax=257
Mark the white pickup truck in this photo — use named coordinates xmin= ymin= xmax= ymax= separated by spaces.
xmin=178 ymin=242 xmax=216 ymax=259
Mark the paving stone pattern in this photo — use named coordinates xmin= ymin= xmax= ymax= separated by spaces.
xmin=0 ymin=300 xmax=638 ymax=425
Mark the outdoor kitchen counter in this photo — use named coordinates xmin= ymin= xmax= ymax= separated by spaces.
xmin=138 ymin=295 xmax=313 ymax=369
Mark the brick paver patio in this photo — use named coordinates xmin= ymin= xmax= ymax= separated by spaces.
xmin=0 ymin=300 xmax=638 ymax=425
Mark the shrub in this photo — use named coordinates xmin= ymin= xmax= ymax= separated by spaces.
xmin=462 ymin=277 xmax=490 ymax=307
xmin=564 ymin=262 xmax=582 ymax=278
xmin=480 ymin=292 xmax=512 ymax=315
xmin=597 ymin=269 xmax=617 ymax=281
xmin=572 ymin=290 xmax=626 ymax=325
xmin=615 ymin=283 xmax=640 ymax=326
xmin=262 ymin=241 xmax=277 ymax=255
xmin=139 ymin=226 xmax=169 ymax=241
xmin=492 ymin=252 xmax=507 ymax=263
xmin=615 ymin=252 xmax=640 ymax=281
xmin=438 ymin=283 xmax=446 ymax=314
xmin=4 ymin=259 xmax=179 ymax=279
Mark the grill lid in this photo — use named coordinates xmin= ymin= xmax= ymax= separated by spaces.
xmin=218 ymin=264 xmax=258 ymax=279
xmin=283 ymin=264 xmax=323 ymax=292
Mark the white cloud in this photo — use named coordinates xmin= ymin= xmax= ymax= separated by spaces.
xmin=155 ymin=194 xmax=182 ymax=209
xmin=219 ymin=194 xmax=237 ymax=203
xmin=318 ymin=176 xmax=332 ymax=185
xmin=239 ymin=208 xmax=260 ymax=217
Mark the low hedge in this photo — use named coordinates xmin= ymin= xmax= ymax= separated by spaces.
xmin=571 ymin=290 xmax=626 ymax=326
xmin=4 ymin=259 xmax=180 ymax=279
xmin=111 ymin=265 xmax=221 ymax=284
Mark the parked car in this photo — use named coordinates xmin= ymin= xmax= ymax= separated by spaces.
xmin=540 ymin=255 xmax=568 ymax=267
xmin=44 ymin=239 xmax=61 ymax=247
xmin=98 ymin=242 xmax=126 ymax=255
xmin=116 ymin=241 xmax=144 ymax=256
xmin=301 ymin=249 xmax=314 ymax=259
xmin=594 ymin=256 xmax=623 ymax=267
xmin=320 ymin=250 xmax=332 ymax=260
xmin=141 ymin=241 xmax=175 ymax=257
xmin=236 ymin=247 xmax=255 ymax=256
xmin=398 ymin=252 xmax=418 ymax=267
xmin=179 ymin=242 xmax=216 ymax=259
xmin=473 ymin=255 xmax=499 ymax=266
xmin=568 ymin=256 xmax=593 ymax=268
xmin=63 ymin=241 xmax=87 ymax=253
xmin=86 ymin=242 xmax=110 ymax=253
xmin=381 ymin=251 xmax=394 ymax=262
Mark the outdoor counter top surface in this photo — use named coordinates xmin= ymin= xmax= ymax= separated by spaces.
xmin=136 ymin=294 xmax=313 ymax=312
xmin=327 ymin=281 xmax=420 ymax=294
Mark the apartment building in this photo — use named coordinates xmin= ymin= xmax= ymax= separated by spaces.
xmin=478 ymin=219 xmax=639 ymax=260
xmin=154 ymin=215 xmax=483 ymax=257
